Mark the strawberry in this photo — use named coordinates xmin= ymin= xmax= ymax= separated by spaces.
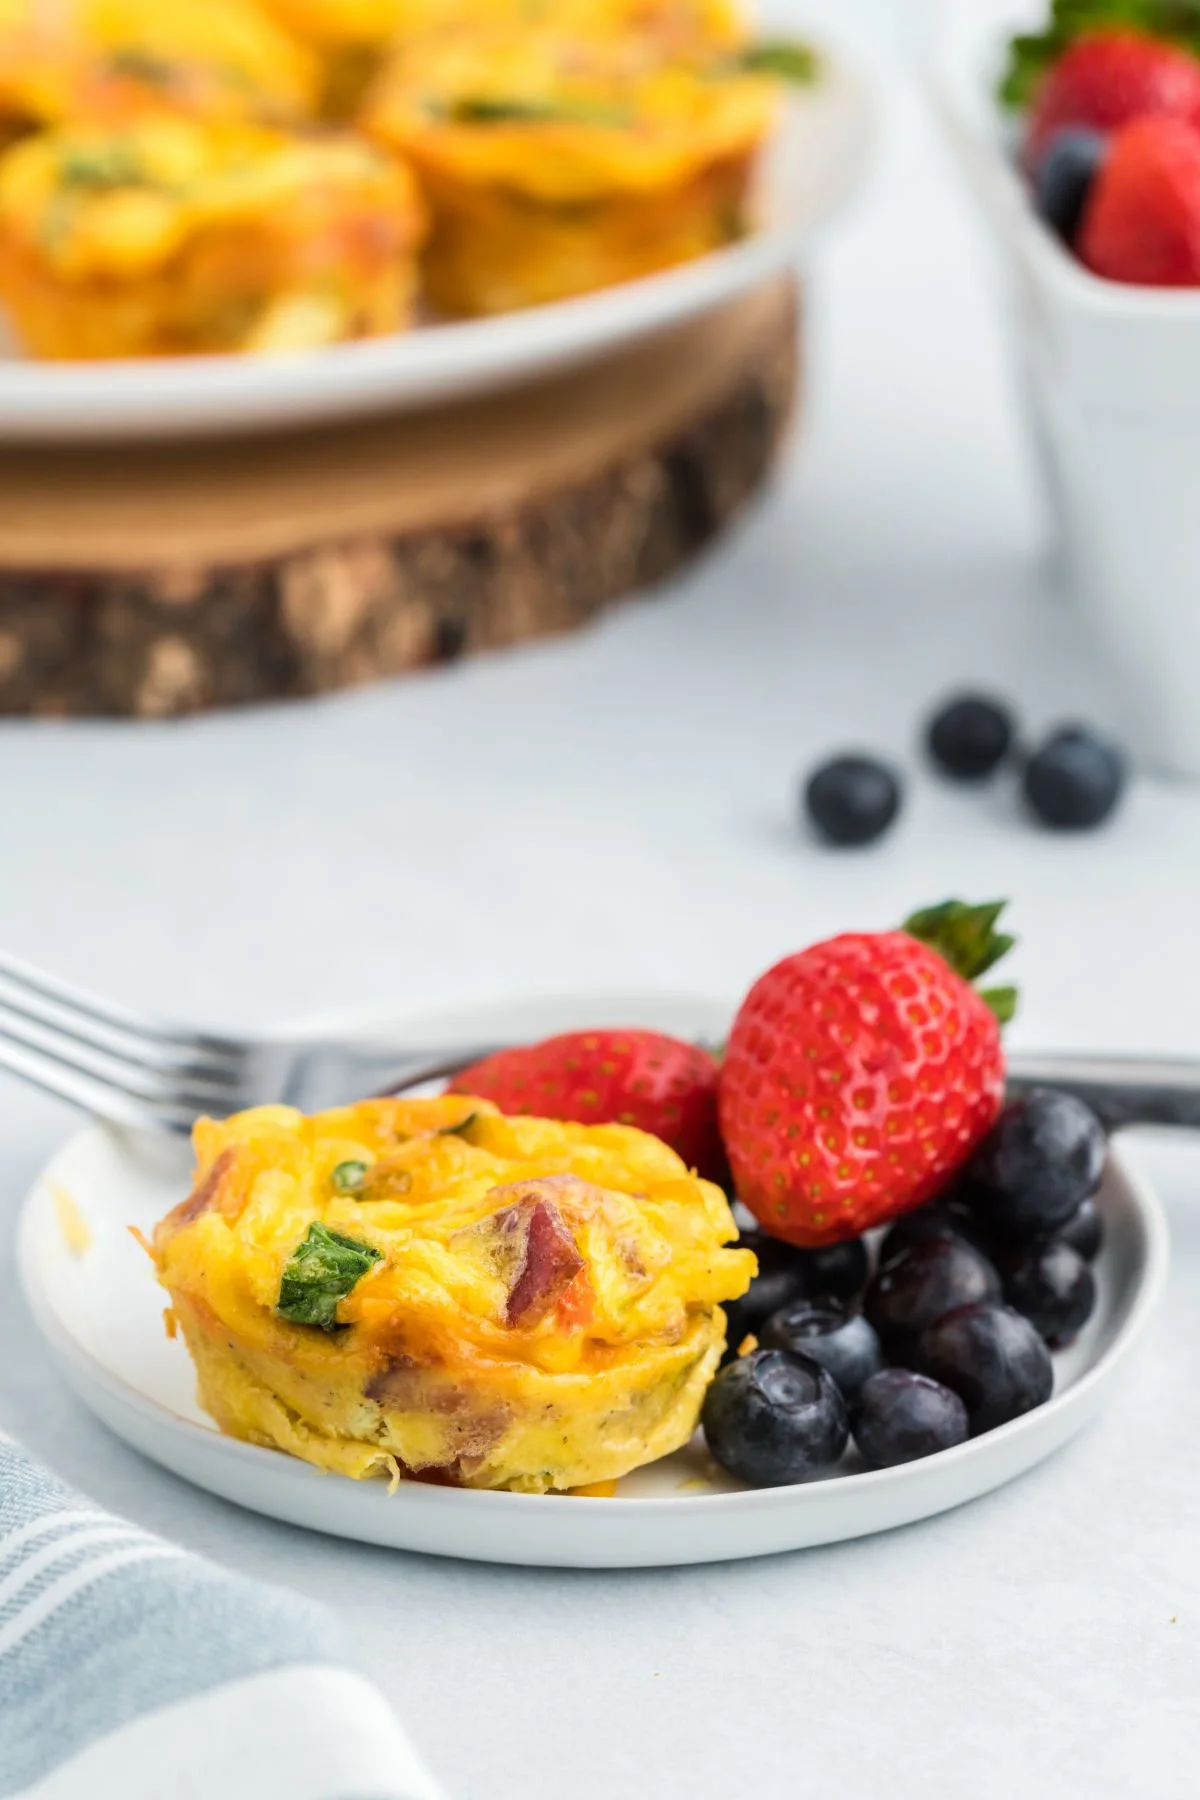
xmin=1025 ymin=30 xmax=1200 ymax=168
xmin=1079 ymin=114 xmax=1200 ymax=282
xmin=718 ymin=901 xmax=1016 ymax=1249
xmin=450 ymin=1028 xmax=725 ymax=1179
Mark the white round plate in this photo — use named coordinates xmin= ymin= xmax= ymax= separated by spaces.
xmin=17 ymin=991 xmax=1168 ymax=1568
xmin=0 ymin=62 xmax=872 ymax=443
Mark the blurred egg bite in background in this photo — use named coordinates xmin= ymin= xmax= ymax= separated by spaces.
xmin=0 ymin=112 xmax=425 ymax=356
xmin=259 ymin=0 xmax=749 ymax=117
xmin=149 ymin=1096 xmax=754 ymax=1493
xmin=0 ymin=0 xmax=320 ymax=142
xmin=362 ymin=18 xmax=785 ymax=315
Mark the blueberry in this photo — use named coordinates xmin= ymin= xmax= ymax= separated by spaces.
xmin=702 ymin=1349 xmax=850 ymax=1486
xmin=1023 ymin=724 xmax=1126 ymax=830
xmin=967 ymin=1088 xmax=1107 ymax=1239
xmin=724 ymin=1229 xmax=869 ymax=1358
xmin=918 ymin=1303 xmax=1053 ymax=1434
xmin=1034 ymin=129 xmax=1108 ymax=247
xmin=999 ymin=1239 xmax=1097 ymax=1347
xmin=926 ymin=693 xmax=1015 ymax=781
xmin=804 ymin=754 xmax=901 ymax=848
xmin=760 ymin=1297 xmax=883 ymax=1402
xmin=722 ymin=1233 xmax=811 ymax=1355
xmin=878 ymin=1200 xmax=991 ymax=1268
xmin=863 ymin=1236 xmax=1001 ymax=1360
xmin=1058 ymin=1196 xmax=1104 ymax=1263
xmin=853 ymin=1369 xmax=969 ymax=1470
xmin=789 ymin=1235 xmax=870 ymax=1304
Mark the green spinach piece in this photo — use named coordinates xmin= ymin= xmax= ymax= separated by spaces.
xmin=58 ymin=141 xmax=144 ymax=193
xmin=331 ymin=1159 xmax=369 ymax=1195
xmin=446 ymin=95 xmax=631 ymax=126
xmin=276 ymin=1222 xmax=381 ymax=1331
xmin=737 ymin=40 xmax=822 ymax=84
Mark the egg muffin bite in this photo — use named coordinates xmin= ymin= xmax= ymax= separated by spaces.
xmin=257 ymin=0 xmax=418 ymax=117
xmin=0 ymin=0 xmax=319 ymax=143
xmin=0 ymin=112 xmax=425 ymax=358
xmin=362 ymin=21 xmax=782 ymax=315
xmin=150 ymin=1096 xmax=755 ymax=1492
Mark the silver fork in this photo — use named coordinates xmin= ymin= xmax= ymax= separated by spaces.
xmin=0 ymin=952 xmax=499 ymax=1135
xmin=1 ymin=949 xmax=1200 ymax=1138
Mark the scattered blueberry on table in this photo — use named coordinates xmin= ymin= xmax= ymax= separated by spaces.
xmin=926 ymin=692 xmax=1016 ymax=781
xmin=799 ymin=696 xmax=1125 ymax=852
xmin=803 ymin=753 xmax=902 ymax=846
xmin=1023 ymin=725 xmax=1126 ymax=830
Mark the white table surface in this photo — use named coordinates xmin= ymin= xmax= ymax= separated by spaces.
xmin=1 ymin=8 xmax=1198 ymax=1796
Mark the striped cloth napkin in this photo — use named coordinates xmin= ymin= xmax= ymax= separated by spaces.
xmin=0 ymin=1433 xmax=442 ymax=1800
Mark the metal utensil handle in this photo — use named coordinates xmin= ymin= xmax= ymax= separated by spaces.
xmin=1006 ymin=1052 xmax=1200 ymax=1131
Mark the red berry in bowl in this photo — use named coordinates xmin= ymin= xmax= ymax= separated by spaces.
xmin=1080 ymin=115 xmax=1200 ymax=285
xmin=1025 ymin=31 xmax=1200 ymax=170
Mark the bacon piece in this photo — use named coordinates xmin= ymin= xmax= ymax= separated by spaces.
xmin=501 ymin=1196 xmax=585 ymax=1328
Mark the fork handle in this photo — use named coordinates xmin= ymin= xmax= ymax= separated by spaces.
xmin=1006 ymin=1051 xmax=1200 ymax=1131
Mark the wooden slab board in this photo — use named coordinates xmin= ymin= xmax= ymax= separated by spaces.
xmin=0 ymin=277 xmax=798 ymax=717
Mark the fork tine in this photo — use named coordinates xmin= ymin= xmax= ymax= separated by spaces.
xmin=0 ymin=967 xmax=243 ymax=1084
xmin=0 ymin=951 xmax=244 ymax=1057
xmin=0 ymin=1029 xmax=200 ymax=1135
xmin=0 ymin=1000 xmax=239 ymax=1112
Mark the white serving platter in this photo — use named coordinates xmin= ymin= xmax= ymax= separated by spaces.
xmin=0 ymin=59 xmax=872 ymax=443
xmin=17 ymin=990 xmax=1168 ymax=1568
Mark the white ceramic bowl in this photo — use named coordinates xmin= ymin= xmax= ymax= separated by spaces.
xmin=931 ymin=1 xmax=1200 ymax=780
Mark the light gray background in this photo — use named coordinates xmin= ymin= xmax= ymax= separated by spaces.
xmin=0 ymin=6 xmax=1197 ymax=1795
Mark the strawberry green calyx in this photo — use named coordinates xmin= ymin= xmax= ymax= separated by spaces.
xmin=903 ymin=899 xmax=1019 ymax=1025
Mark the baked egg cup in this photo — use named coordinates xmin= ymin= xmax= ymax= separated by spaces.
xmin=150 ymin=1096 xmax=755 ymax=1493
xmin=0 ymin=0 xmax=320 ymax=141
xmin=0 ymin=112 xmax=425 ymax=358
xmin=362 ymin=22 xmax=782 ymax=314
